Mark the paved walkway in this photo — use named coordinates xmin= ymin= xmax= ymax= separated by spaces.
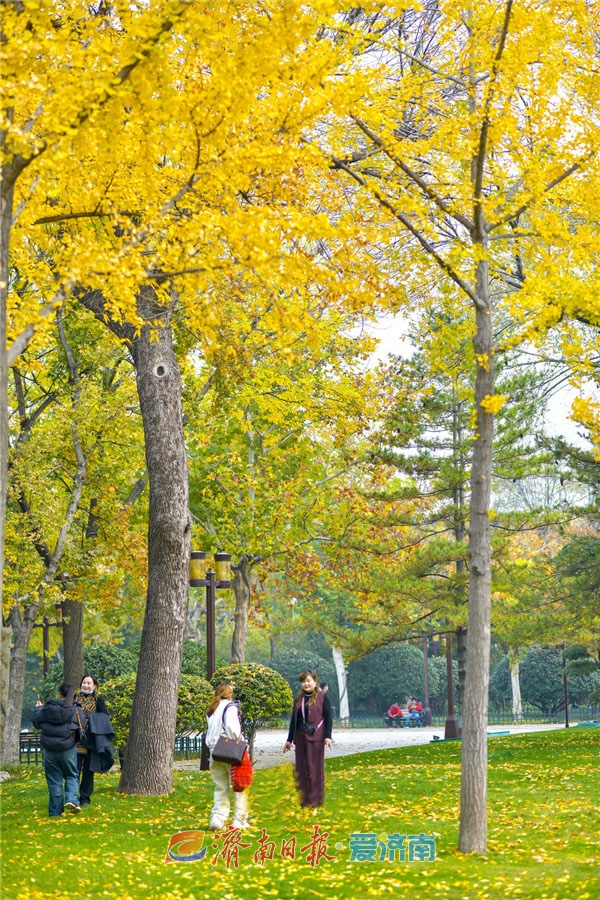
xmin=174 ymin=723 xmax=565 ymax=772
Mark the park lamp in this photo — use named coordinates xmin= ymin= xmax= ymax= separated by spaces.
xmin=189 ymin=550 xmax=208 ymax=586
xmin=189 ymin=551 xmax=232 ymax=588
xmin=214 ymin=552 xmax=232 ymax=588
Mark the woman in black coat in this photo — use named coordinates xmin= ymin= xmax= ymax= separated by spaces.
xmin=283 ymin=670 xmax=333 ymax=808
xmin=74 ymin=674 xmax=108 ymax=807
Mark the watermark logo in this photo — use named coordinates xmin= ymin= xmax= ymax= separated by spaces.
xmin=164 ymin=830 xmax=207 ymax=863
xmin=165 ymin=825 xmax=436 ymax=867
xmin=349 ymin=832 xmax=436 ymax=862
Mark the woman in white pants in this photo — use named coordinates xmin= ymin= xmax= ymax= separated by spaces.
xmin=205 ymin=683 xmax=249 ymax=830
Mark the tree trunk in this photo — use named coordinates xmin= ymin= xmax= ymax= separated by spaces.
xmin=185 ymin=602 xmax=203 ymax=642
xmin=459 ymin=263 xmax=494 ymax=854
xmin=269 ymin=635 xmax=278 ymax=658
xmin=117 ymin=295 xmax=191 ymax=795
xmin=456 ymin=625 xmax=468 ymax=734
xmin=231 ymin=558 xmax=252 ymax=663
xmin=332 ymin=645 xmax=349 ymax=720
xmin=508 ymin=646 xmax=523 ymax=722
xmin=61 ymin=597 xmax=84 ymax=687
xmin=0 ymin=622 xmax=11 ymax=739
xmin=1 ymin=602 xmax=40 ymax=764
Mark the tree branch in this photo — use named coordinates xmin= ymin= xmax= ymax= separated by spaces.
xmin=329 ymin=153 xmax=482 ymax=307
xmin=488 ymin=153 xmax=595 ymax=233
xmin=473 ymin=0 xmax=514 ymax=216
xmin=351 ymin=115 xmax=474 ymax=232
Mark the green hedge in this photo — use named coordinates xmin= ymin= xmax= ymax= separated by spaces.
xmin=210 ymin=663 xmax=293 ymax=750
xmin=102 ymin=673 xmax=213 ymax=750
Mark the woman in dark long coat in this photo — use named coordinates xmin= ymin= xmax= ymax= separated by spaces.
xmin=74 ymin=674 xmax=108 ymax=807
xmin=283 ymin=670 xmax=333 ymax=808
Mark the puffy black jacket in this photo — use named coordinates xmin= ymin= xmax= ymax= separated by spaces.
xmin=31 ymin=699 xmax=79 ymax=751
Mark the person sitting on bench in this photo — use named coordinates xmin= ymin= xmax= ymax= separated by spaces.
xmin=405 ymin=698 xmax=423 ymax=726
xmin=383 ymin=701 xmax=403 ymax=727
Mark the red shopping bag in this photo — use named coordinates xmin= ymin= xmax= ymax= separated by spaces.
xmin=231 ymin=747 xmax=254 ymax=792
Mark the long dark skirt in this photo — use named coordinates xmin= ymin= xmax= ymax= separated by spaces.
xmin=294 ymin=732 xmax=326 ymax=807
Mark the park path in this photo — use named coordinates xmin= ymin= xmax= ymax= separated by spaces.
xmin=173 ymin=723 xmax=565 ymax=772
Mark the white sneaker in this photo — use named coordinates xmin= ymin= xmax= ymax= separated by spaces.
xmin=231 ymin=818 xmax=249 ymax=830
xmin=209 ymin=818 xmax=226 ymax=830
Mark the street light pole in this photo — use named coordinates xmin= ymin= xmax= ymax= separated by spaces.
xmin=189 ymin=550 xmax=232 ymax=770
xmin=32 ymin=604 xmax=64 ymax=678
xmin=206 ymin=569 xmax=216 ymax=680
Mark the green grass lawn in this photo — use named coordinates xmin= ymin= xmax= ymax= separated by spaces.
xmin=1 ymin=729 xmax=598 ymax=900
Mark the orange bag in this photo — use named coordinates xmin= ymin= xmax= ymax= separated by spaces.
xmin=231 ymin=747 xmax=254 ymax=792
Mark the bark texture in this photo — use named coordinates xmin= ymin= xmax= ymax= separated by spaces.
xmin=459 ymin=275 xmax=494 ymax=854
xmin=231 ymin=558 xmax=253 ymax=663
xmin=1 ymin=603 xmax=39 ymax=763
xmin=508 ymin=646 xmax=523 ymax=722
xmin=332 ymin=645 xmax=350 ymax=720
xmin=121 ymin=298 xmax=190 ymax=794
xmin=0 ymin=169 xmax=18 ymax=618
xmin=61 ymin=596 xmax=84 ymax=688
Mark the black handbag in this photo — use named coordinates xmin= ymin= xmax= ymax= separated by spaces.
xmin=211 ymin=702 xmax=247 ymax=764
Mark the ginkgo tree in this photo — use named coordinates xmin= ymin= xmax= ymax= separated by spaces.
xmin=2 ymin=1 xmax=387 ymax=793
xmin=5 ymin=1 xmax=600 ymax=846
xmin=309 ymin=0 xmax=600 ymax=852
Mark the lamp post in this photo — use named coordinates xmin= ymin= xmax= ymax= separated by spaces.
xmin=190 ymin=551 xmax=232 ymax=771
xmin=189 ymin=551 xmax=232 ymax=680
xmin=33 ymin=604 xmax=64 ymax=678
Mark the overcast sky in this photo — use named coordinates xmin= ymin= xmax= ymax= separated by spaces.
xmin=365 ymin=314 xmax=591 ymax=450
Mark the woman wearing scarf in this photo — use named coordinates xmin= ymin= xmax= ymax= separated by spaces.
xmin=74 ymin=674 xmax=108 ymax=807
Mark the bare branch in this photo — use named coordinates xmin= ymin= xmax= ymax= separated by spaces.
xmin=395 ymin=47 xmax=470 ymax=88
xmin=34 ymin=210 xmax=141 ymax=226
xmin=7 ymin=287 xmax=68 ymax=366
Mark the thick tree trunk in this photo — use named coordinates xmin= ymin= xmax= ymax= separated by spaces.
xmin=459 ymin=268 xmax=494 ymax=854
xmin=1 ymin=603 xmax=40 ymax=764
xmin=332 ymin=645 xmax=349 ymax=720
xmin=508 ymin=646 xmax=523 ymax=722
xmin=62 ymin=597 xmax=84 ymax=687
xmin=118 ymin=296 xmax=191 ymax=795
xmin=231 ymin=558 xmax=252 ymax=663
